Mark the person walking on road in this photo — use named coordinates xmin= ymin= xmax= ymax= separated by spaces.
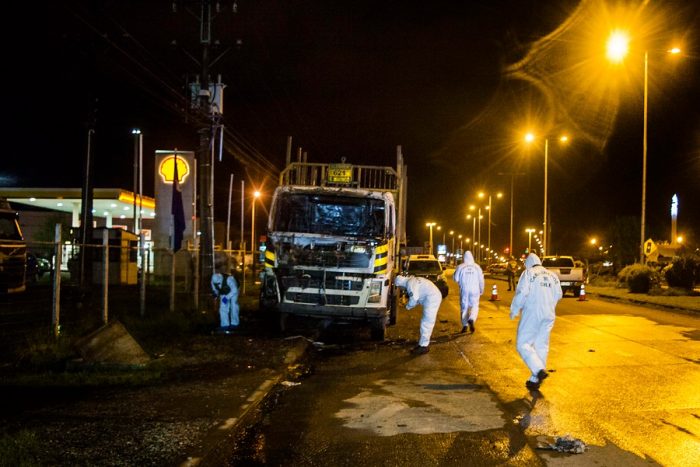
xmin=506 ymin=256 xmax=518 ymax=291
xmin=395 ymin=274 xmax=443 ymax=355
xmin=510 ymin=253 xmax=562 ymax=390
xmin=453 ymin=251 xmax=484 ymax=333
xmin=211 ymin=270 xmax=240 ymax=332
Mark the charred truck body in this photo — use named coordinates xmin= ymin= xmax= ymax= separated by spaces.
xmin=260 ymin=148 xmax=407 ymax=340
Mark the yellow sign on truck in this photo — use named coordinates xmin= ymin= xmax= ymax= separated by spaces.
xmin=327 ymin=164 xmax=353 ymax=184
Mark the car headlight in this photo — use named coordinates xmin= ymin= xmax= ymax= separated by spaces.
xmin=368 ymin=280 xmax=382 ymax=303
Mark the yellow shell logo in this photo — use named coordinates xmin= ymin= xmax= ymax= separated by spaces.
xmin=158 ymin=156 xmax=190 ymax=184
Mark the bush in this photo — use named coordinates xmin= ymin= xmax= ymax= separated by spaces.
xmin=664 ymin=254 xmax=700 ymax=290
xmin=617 ymin=264 xmax=661 ymax=293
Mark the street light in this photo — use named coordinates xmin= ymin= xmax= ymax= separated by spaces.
xmin=478 ymin=191 xmax=503 ymax=264
xmin=251 ymin=190 xmax=261 ymax=281
xmin=524 ymin=132 xmax=569 ymax=256
xmin=526 ymin=228 xmax=536 ymax=252
xmin=606 ymin=31 xmax=682 ymax=262
xmin=449 ymin=230 xmax=455 ymax=265
xmin=426 ymin=222 xmax=436 ymax=256
xmin=131 ymin=128 xmax=143 ymax=234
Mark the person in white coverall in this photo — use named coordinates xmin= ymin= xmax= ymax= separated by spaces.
xmin=453 ymin=251 xmax=484 ymax=333
xmin=211 ymin=272 xmax=240 ymax=330
xmin=510 ymin=253 xmax=562 ymax=390
xmin=395 ymin=275 xmax=443 ymax=354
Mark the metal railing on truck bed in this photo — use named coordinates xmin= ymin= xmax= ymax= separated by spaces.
xmin=280 ymin=162 xmax=399 ymax=192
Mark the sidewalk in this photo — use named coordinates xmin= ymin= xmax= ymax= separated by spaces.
xmin=586 ymin=284 xmax=700 ymax=314
xmin=0 ymin=319 xmax=310 ymax=466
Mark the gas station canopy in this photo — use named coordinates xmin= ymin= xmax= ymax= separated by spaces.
xmin=0 ymin=188 xmax=156 ymax=221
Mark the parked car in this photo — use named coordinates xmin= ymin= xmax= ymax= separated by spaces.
xmin=26 ymin=252 xmax=51 ymax=282
xmin=486 ymin=262 xmax=507 ymax=275
xmin=404 ymin=254 xmax=449 ymax=298
xmin=542 ymin=255 xmax=586 ymax=297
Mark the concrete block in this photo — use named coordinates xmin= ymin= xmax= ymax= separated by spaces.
xmin=75 ymin=321 xmax=151 ymax=366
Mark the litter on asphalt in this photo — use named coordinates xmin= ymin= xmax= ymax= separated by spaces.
xmin=537 ymin=434 xmax=587 ymax=454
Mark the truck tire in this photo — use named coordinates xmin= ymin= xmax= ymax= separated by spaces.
xmin=370 ymin=318 xmax=386 ymax=341
xmin=389 ymin=290 xmax=397 ymax=326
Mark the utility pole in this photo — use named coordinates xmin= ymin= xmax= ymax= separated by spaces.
xmin=79 ymin=100 xmax=97 ymax=288
xmin=174 ymin=1 xmax=232 ymax=310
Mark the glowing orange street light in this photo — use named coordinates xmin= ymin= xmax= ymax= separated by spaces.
xmin=606 ymin=29 xmax=682 ymax=262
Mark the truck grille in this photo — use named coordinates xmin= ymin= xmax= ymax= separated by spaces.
xmin=285 ymin=292 xmax=360 ymax=306
xmin=281 ymin=273 xmax=366 ymax=291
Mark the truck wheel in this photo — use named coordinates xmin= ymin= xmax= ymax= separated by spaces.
xmin=370 ymin=318 xmax=386 ymax=341
xmin=389 ymin=291 xmax=397 ymax=326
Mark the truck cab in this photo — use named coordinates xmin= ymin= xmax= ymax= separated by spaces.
xmin=260 ymin=152 xmax=407 ymax=340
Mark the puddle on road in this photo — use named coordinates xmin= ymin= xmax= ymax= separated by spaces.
xmin=335 ymin=374 xmax=505 ymax=436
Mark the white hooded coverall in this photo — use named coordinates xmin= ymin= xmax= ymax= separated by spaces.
xmin=211 ymin=273 xmax=240 ymax=328
xmin=395 ymin=275 xmax=443 ymax=347
xmin=510 ymin=253 xmax=562 ymax=380
xmin=452 ymin=251 xmax=484 ymax=326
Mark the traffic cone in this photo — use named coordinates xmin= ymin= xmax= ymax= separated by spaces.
xmin=578 ymin=284 xmax=588 ymax=301
xmin=489 ymin=284 xmax=500 ymax=301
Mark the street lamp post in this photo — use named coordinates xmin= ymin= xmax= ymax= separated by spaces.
xmin=478 ymin=191 xmax=503 ymax=264
xmin=131 ymin=129 xmax=142 ymax=233
xmin=449 ymin=230 xmax=455 ymax=264
xmin=467 ymin=213 xmax=476 ymax=260
xmin=606 ymin=31 xmax=681 ymax=263
xmin=477 ymin=209 xmax=482 ymax=263
xmin=525 ymin=133 xmax=568 ymax=256
xmin=251 ymin=190 xmax=261 ymax=281
xmin=526 ymin=228 xmax=536 ymax=252
xmin=426 ymin=222 xmax=436 ymax=256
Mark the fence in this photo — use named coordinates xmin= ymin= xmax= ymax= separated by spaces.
xmin=0 ymin=224 xmax=259 ymax=350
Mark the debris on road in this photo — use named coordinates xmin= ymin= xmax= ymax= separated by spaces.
xmin=281 ymin=381 xmax=301 ymax=387
xmin=537 ymin=434 xmax=587 ymax=454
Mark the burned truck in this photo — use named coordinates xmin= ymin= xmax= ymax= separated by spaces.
xmin=260 ymin=149 xmax=407 ymax=340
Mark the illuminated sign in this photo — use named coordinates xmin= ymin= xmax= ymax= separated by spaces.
xmin=671 ymin=194 xmax=678 ymax=217
xmin=158 ymin=156 xmax=191 ymax=184
xmin=327 ymin=164 xmax=353 ymax=184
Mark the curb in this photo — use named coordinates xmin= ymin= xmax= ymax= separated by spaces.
xmin=179 ymin=336 xmax=310 ymax=466
xmin=590 ymin=292 xmax=699 ymax=316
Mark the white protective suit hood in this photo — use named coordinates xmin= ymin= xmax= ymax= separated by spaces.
xmin=524 ymin=253 xmax=541 ymax=269
xmin=463 ymin=251 xmax=475 ymax=265
xmin=394 ymin=275 xmax=409 ymax=287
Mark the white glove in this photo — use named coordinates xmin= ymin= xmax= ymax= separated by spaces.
xmin=510 ymin=309 xmax=520 ymax=320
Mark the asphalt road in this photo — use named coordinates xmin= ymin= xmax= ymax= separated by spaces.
xmin=227 ymin=272 xmax=700 ymax=466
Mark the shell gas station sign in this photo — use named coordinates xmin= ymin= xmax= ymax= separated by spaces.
xmin=153 ymin=150 xmax=195 ymax=251
xmin=158 ymin=154 xmax=191 ymax=184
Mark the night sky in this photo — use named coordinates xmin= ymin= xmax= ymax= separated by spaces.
xmin=4 ymin=0 xmax=699 ymax=255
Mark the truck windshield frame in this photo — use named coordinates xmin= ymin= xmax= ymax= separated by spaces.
xmin=273 ymin=193 xmax=386 ymax=238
